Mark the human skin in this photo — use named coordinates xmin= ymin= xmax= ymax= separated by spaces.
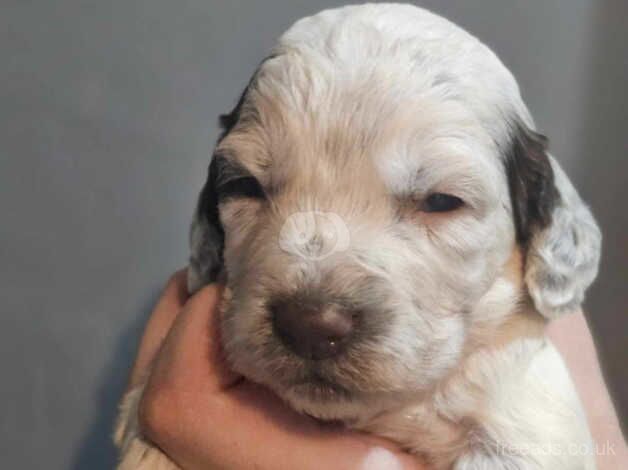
xmin=128 ymin=270 xmax=626 ymax=469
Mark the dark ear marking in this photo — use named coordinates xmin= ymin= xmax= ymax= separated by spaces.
xmin=504 ymin=123 xmax=560 ymax=244
xmin=189 ymin=155 xmax=225 ymax=286
xmin=189 ymin=56 xmax=276 ymax=291
xmin=192 ymin=153 xmax=265 ymax=286
xmin=198 ymin=155 xmax=224 ymax=237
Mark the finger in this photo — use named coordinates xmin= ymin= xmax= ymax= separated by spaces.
xmin=548 ymin=312 xmax=628 ymax=467
xmin=228 ymin=382 xmax=426 ymax=470
xmin=161 ymin=379 xmax=426 ymax=470
xmin=222 ymin=383 xmax=427 ymax=470
xmin=128 ymin=269 xmax=188 ymax=388
xmin=148 ymin=283 xmax=241 ymax=394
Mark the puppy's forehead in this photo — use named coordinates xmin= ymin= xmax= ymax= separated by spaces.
xmin=219 ymin=4 xmax=524 ymax=196
xmin=276 ymin=3 xmax=531 ymax=130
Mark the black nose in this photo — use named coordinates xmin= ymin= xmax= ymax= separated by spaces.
xmin=270 ymin=298 xmax=356 ymax=360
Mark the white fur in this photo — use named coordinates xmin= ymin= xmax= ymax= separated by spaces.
xmin=362 ymin=339 xmax=595 ymax=469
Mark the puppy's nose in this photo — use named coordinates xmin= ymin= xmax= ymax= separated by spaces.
xmin=270 ymin=298 xmax=356 ymax=360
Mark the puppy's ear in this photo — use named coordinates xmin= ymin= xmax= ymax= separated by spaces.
xmin=505 ymin=124 xmax=601 ymax=319
xmin=188 ymin=57 xmax=277 ymax=293
xmin=188 ymin=154 xmax=226 ymax=293
xmin=187 ymin=83 xmax=252 ymax=293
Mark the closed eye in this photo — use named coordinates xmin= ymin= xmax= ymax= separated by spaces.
xmin=217 ymin=176 xmax=265 ymax=201
xmin=421 ymin=193 xmax=464 ymax=212
xmin=211 ymin=154 xmax=266 ymax=202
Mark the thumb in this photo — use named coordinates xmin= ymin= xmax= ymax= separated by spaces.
xmin=148 ymin=283 xmax=241 ymax=394
xmin=128 ymin=269 xmax=189 ymax=388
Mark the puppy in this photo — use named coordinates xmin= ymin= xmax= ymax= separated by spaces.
xmin=115 ymin=4 xmax=601 ymax=469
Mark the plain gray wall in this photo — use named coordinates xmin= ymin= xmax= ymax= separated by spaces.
xmin=1 ymin=1 xmax=625 ymax=468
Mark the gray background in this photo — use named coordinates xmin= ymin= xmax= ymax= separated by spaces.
xmin=1 ymin=1 xmax=626 ymax=468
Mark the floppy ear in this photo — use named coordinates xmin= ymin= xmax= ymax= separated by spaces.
xmin=505 ymin=124 xmax=601 ymax=319
xmin=188 ymin=155 xmax=225 ymax=293
xmin=188 ymin=56 xmax=277 ymax=293
xmin=187 ymin=83 xmax=253 ymax=293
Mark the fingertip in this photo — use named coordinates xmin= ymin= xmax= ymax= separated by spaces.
xmin=163 ymin=268 xmax=189 ymax=305
xmin=356 ymin=437 xmax=426 ymax=470
xmin=154 ymin=281 xmax=238 ymax=392
xmin=362 ymin=448 xmax=425 ymax=470
xmin=185 ymin=283 xmax=225 ymax=313
xmin=359 ymin=447 xmax=405 ymax=470
xmin=180 ymin=283 xmax=227 ymax=351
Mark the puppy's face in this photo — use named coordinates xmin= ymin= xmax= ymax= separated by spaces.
xmin=189 ymin=5 xmax=600 ymax=422
xmin=214 ymin=94 xmax=514 ymax=419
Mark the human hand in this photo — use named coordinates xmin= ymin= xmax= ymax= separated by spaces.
xmin=547 ymin=313 xmax=628 ymax=469
xmin=129 ymin=270 xmax=426 ymax=470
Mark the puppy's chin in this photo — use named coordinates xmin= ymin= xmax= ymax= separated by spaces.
xmin=276 ymin=377 xmax=409 ymax=424
xmin=281 ymin=383 xmax=372 ymax=423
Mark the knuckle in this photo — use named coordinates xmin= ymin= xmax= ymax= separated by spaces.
xmin=138 ymin=382 xmax=177 ymax=444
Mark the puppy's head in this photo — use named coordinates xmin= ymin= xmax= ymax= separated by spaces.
xmin=188 ymin=5 xmax=601 ymax=421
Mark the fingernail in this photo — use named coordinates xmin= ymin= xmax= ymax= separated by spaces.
xmin=361 ymin=447 xmax=404 ymax=470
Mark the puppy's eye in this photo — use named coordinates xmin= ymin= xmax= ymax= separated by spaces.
xmin=422 ymin=193 xmax=464 ymax=212
xmin=217 ymin=176 xmax=265 ymax=202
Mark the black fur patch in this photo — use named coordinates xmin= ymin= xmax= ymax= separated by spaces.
xmin=195 ymin=154 xmax=265 ymax=281
xmin=193 ymin=155 xmax=225 ymax=282
xmin=192 ymin=58 xmax=275 ymax=282
xmin=198 ymin=78 xmax=256 ymax=237
xmin=202 ymin=54 xmax=276 ymax=218
xmin=505 ymin=123 xmax=559 ymax=244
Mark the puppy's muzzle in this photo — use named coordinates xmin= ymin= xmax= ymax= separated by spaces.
xmin=270 ymin=297 xmax=358 ymax=360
